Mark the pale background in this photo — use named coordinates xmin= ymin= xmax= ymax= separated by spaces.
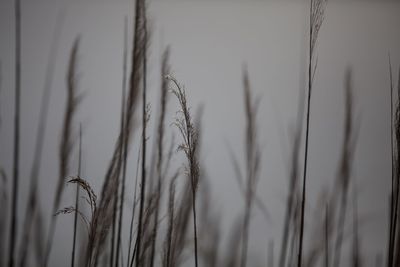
xmin=1 ymin=0 xmax=400 ymax=266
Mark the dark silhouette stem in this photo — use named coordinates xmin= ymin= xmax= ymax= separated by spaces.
xmin=136 ymin=2 xmax=147 ymax=265
xmin=71 ymin=125 xmax=82 ymax=267
xmin=298 ymin=1 xmax=314 ymax=266
xmin=116 ymin=19 xmax=128 ymax=265
xmin=9 ymin=0 xmax=21 ymax=266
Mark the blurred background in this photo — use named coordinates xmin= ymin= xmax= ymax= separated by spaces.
xmin=1 ymin=0 xmax=400 ymax=266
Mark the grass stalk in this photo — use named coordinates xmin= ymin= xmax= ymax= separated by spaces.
xmin=9 ymin=0 xmax=21 ymax=266
xmin=149 ymin=47 xmax=170 ymax=267
xmin=110 ymin=61 xmax=127 ymax=267
xmin=388 ymin=55 xmax=399 ymax=267
xmin=135 ymin=0 xmax=148 ymax=265
xmin=332 ymin=69 xmax=355 ymax=267
xmin=298 ymin=1 xmax=326 ymax=265
xmin=279 ymin=80 xmax=305 ymax=267
xmin=111 ymin=17 xmax=129 ymax=267
xmin=325 ymin=203 xmax=329 ymax=267
xmin=0 ymin=169 xmax=8 ymax=266
xmin=110 ymin=183 xmax=118 ymax=267
xmin=116 ymin=17 xmax=129 ymax=265
xmin=392 ymin=67 xmax=400 ymax=266
xmin=240 ymin=67 xmax=261 ymax=267
xmin=167 ymin=75 xmax=200 ymax=267
xmin=165 ymin=175 xmax=177 ymax=267
xmin=44 ymin=36 xmax=81 ymax=267
xmin=352 ymin=185 xmax=360 ymax=267
xmin=71 ymin=125 xmax=82 ymax=267
xmin=127 ymin=145 xmax=141 ymax=267
xmin=85 ymin=0 xmax=145 ymax=263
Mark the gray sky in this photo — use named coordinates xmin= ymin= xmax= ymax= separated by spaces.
xmin=1 ymin=0 xmax=400 ymax=266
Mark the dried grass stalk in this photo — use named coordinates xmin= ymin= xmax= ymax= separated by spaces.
xmin=85 ymin=0 xmax=147 ymax=264
xmin=128 ymin=144 xmax=142 ymax=267
xmin=149 ymin=46 xmax=170 ymax=267
xmin=167 ymin=74 xmax=200 ymax=267
xmin=392 ymin=66 xmax=400 ymax=266
xmin=44 ymin=36 xmax=81 ymax=267
xmin=0 ymin=169 xmax=8 ymax=266
xmin=115 ymin=16 xmax=129 ymax=267
xmin=71 ymin=125 xmax=82 ymax=267
xmin=279 ymin=81 xmax=304 ymax=267
xmin=332 ymin=68 xmax=357 ymax=267
xmin=164 ymin=174 xmax=178 ymax=267
xmin=134 ymin=0 xmax=149 ymax=265
xmin=298 ymin=0 xmax=327 ymax=265
xmin=240 ymin=67 xmax=261 ymax=267
xmin=9 ymin=0 xmax=21 ymax=265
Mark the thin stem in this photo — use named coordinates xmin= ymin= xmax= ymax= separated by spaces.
xmin=192 ymin=185 xmax=199 ymax=267
xmin=389 ymin=54 xmax=395 ymax=267
xmin=110 ymin=178 xmax=118 ymax=267
xmin=71 ymin=125 xmax=82 ymax=267
xmin=136 ymin=1 xmax=147 ymax=265
xmin=9 ymin=0 xmax=21 ymax=266
xmin=116 ymin=18 xmax=128 ymax=266
xmin=298 ymin=1 xmax=315 ymax=266
xmin=128 ymin=145 xmax=141 ymax=267
xmin=149 ymin=47 xmax=170 ymax=267
xmin=325 ymin=203 xmax=329 ymax=267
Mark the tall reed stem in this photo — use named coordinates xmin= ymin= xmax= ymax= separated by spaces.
xmin=71 ymin=125 xmax=82 ymax=267
xmin=136 ymin=1 xmax=148 ymax=265
xmin=116 ymin=19 xmax=128 ymax=264
xmin=167 ymin=75 xmax=200 ymax=267
xmin=298 ymin=1 xmax=326 ymax=265
xmin=9 ymin=0 xmax=21 ymax=266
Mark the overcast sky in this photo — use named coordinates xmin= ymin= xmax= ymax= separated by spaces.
xmin=1 ymin=0 xmax=400 ymax=266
